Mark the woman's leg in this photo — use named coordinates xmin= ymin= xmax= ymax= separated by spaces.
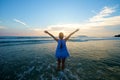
xmin=62 ymin=58 xmax=65 ymax=70
xmin=57 ymin=58 xmax=61 ymax=70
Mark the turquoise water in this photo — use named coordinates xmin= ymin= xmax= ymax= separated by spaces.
xmin=0 ymin=37 xmax=120 ymax=80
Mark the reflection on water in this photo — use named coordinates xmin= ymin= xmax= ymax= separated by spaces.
xmin=0 ymin=40 xmax=120 ymax=80
xmin=67 ymin=40 xmax=120 ymax=60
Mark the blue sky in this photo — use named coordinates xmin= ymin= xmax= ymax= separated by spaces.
xmin=0 ymin=0 xmax=120 ymax=36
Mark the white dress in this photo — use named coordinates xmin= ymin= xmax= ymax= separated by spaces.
xmin=55 ymin=39 xmax=70 ymax=59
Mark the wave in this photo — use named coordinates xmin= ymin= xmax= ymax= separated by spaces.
xmin=0 ymin=36 xmax=54 ymax=46
xmin=69 ymin=37 xmax=120 ymax=42
xmin=0 ymin=36 xmax=50 ymax=39
xmin=0 ymin=40 xmax=54 ymax=43
xmin=0 ymin=36 xmax=120 ymax=46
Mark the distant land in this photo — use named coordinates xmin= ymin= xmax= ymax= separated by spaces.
xmin=77 ymin=35 xmax=88 ymax=37
xmin=114 ymin=34 xmax=120 ymax=37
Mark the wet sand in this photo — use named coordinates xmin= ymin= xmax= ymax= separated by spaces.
xmin=0 ymin=40 xmax=120 ymax=80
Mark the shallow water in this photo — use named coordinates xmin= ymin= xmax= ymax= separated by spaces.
xmin=0 ymin=40 xmax=120 ymax=80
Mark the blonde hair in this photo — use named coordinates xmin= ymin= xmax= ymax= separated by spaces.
xmin=59 ymin=32 xmax=64 ymax=39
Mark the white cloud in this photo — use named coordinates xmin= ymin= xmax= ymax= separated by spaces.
xmin=46 ymin=6 xmax=120 ymax=30
xmin=0 ymin=26 xmax=6 ymax=29
xmin=30 ymin=28 xmax=43 ymax=31
xmin=14 ymin=19 xmax=27 ymax=26
xmin=89 ymin=6 xmax=115 ymax=22
xmin=13 ymin=18 xmax=31 ymax=29
xmin=30 ymin=6 xmax=120 ymax=36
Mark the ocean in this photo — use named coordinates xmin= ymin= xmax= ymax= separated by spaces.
xmin=0 ymin=36 xmax=120 ymax=46
xmin=0 ymin=36 xmax=120 ymax=80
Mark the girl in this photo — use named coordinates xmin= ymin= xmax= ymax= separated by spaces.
xmin=44 ymin=29 xmax=79 ymax=70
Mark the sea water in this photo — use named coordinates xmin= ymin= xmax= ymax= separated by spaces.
xmin=0 ymin=36 xmax=120 ymax=80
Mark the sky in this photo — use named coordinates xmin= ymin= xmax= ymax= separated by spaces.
xmin=0 ymin=0 xmax=120 ymax=37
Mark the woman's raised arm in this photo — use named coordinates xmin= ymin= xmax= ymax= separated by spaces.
xmin=44 ymin=30 xmax=58 ymax=41
xmin=65 ymin=29 xmax=79 ymax=41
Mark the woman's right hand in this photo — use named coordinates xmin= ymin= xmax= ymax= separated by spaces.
xmin=44 ymin=30 xmax=48 ymax=33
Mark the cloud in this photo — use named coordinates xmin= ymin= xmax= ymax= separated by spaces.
xmin=89 ymin=7 xmax=115 ymax=22
xmin=47 ymin=6 xmax=120 ymax=30
xmin=29 ymin=6 xmax=120 ymax=36
xmin=13 ymin=19 xmax=42 ymax=31
xmin=30 ymin=28 xmax=43 ymax=31
xmin=14 ymin=19 xmax=27 ymax=26
xmin=0 ymin=26 xmax=6 ymax=29
xmin=46 ymin=24 xmax=81 ymax=31
xmin=13 ymin=18 xmax=31 ymax=29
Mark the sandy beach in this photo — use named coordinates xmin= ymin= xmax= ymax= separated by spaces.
xmin=0 ymin=37 xmax=120 ymax=80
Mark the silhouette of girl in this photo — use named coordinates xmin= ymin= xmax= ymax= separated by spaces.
xmin=44 ymin=29 xmax=79 ymax=70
